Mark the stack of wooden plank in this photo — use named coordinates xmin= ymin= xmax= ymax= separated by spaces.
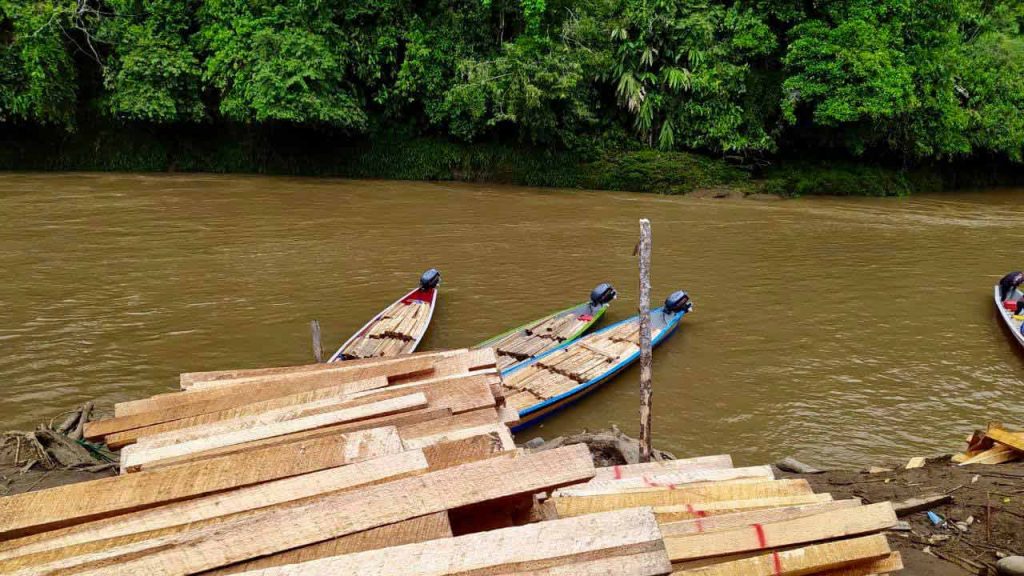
xmin=953 ymin=422 xmax=1024 ymax=465
xmin=503 ymin=319 xmax=643 ymax=412
xmin=342 ymin=299 xmax=431 ymax=359
xmin=0 ymin=347 xmax=905 ymax=575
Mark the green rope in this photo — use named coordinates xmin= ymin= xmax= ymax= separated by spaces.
xmin=76 ymin=439 xmax=117 ymax=463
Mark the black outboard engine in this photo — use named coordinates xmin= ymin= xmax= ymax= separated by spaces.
xmin=664 ymin=290 xmax=692 ymax=314
xmin=419 ymin=268 xmax=442 ymax=290
xmin=590 ymin=283 xmax=617 ymax=306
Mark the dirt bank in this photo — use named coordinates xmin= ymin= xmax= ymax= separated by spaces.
xmin=779 ymin=457 xmax=1024 ymax=576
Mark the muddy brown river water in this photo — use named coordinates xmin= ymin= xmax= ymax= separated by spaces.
xmin=2 ymin=173 xmax=1023 ymax=467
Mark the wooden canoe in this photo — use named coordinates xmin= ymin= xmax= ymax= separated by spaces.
xmin=994 ymin=283 xmax=1024 ymax=349
xmin=501 ymin=295 xmax=692 ymax=431
xmin=329 ymin=272 xmax=440 ymax=361
xmin=475 ymin=286 xmax=616 ymax=373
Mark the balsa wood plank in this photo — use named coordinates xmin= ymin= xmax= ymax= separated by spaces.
xmin=104 ymin=379 xmax=391 ymax=449
xmin=120 ymin=395 xmax=425 ymax=472
xmin=229 ymin=507 xmax=666 ymax=576
xmin=654 ymin=495 xmax=834 ymax=523
xmin=553 ymin=479 xmax=815 ymax=517
xmin=984 ymin=426 xmax=1024 ymax=453
xmin=489 ymin=551 xmax=673 ymax=576
xmin=554 ymin=466 xmax=774 ymax=497
xmin=659 ymin=500 xmax=862 ymax=537
xmin=590 ymin=456 xmax=734 ymax=482
xmin=139 ymin=408 xmax=453 ymax=471
xmin=813 ymin=552 xmax=903 ymax=576
xmin=0 ymin=450 xmax=429 ymax=563
xmin=421 ymin=434 xmax=513 ymax=470
xmin=0 ymin=428 xmax=402 ymax=539
xmin=23 ymin=445 xmax=595 ymax=576
xmin=347 ymin=372 xmax=500 ymax=414
xmin=96 ymin=371 xmax=495 ymax=441
xmin=177 ymin=349 xmax=470 ymax=388
xmin=397 ymin=408 xmax=502 ymax=440
xmin=87 ymin=376 xmax=387 ymax=440
xmin=402 ymin=422 xmax=516 ymax=451
xmin=204 ymin=512 xmax=454 ymax=575
xmin=672 ymin=534 xmax=892 ymax=576
xmin=664 ymin=503 xmax=896 ymax=562
xmin=114 ymin=352 xmax=478 ymax=421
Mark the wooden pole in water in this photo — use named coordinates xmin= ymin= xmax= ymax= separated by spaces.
xmin=638 ymin=218 xmax=653 ymax=463
xmin=310 ymin=320 xmax=324 ymax=363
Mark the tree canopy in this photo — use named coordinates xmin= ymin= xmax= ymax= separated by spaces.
xmin=1 ymin=0 xmax=1021 ymax=164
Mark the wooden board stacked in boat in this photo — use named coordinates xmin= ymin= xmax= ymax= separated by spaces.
xmin=502 ymin=296 xmax=691 ymax=430
xmin=475 ymin=284 xmax=617 ymax=372
xmin=330 ymin=269 xmax=441 ymax=361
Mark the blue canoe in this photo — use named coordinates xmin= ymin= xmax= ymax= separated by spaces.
xmin=500 ymin=291 xmax=692 ymax=431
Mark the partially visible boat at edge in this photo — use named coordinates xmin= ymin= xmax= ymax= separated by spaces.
xmin=501 ymin=290 xmax=693 ymax=431
xmin=993 ymin=283 xmax=1024 ymax=349
xmin=475 ymin=283 xmax=618 ymax=372
xmin=329 ymin=269 xmax=441 ymax=361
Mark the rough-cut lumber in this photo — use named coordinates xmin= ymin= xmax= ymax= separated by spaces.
xmin=205 ymin=513 xmax=454 ymax=576
xmin=397 ymin=408 xmax=501 ymax=440
xmin=347 ymin=372 xmax=499 ymax=414
xmin=658 ymin=500 xmax=862 ymax=537
xmin=421 ymin=433 xmax=513 ymax=470
xmin=403 ymin=422 xmax=515 ymax=451
xmin=489 ymin=551 xmax=673 ymax=576
xmin=958 ymin=443 xmax=1021 ymax=465
xmin=96 ymin=370 xmax=495 ymax=442
xmin=178 ymin=349 xmax=472 ymax=388
xmin=22 ymin=445 xmax=595 ymax=576
xmin=176 ymin=348 xmax=495 ymax=392
xmin=813 ymin=552 xmax=903 ymax=576
xmin=890 ymin=494 xmax=952 ymax=517
xmin=120 ymin=396 xmax=423 ymax=472
xmin=590 ymin=456 xmax=734 ymax=482
xmin=553 ymin=465 xmax=774 ymax=497
xmin=653 ymin=495 xmax=834 ymax=523
xmin=553 ymin=479 xmax=815 ymax=517
xmin=114 ymin=351 xmax=492 ymax=422
xmin=985 ymin=426 xmax=1024 ymax=453
xmin=0 ymin=450 xmax=430 ymax=563
xmin=104 ymin=379 xmax=391 ymax=449
xmin=0 ymin=429 xmax=402 ymax=539
xmin=672 ymin=534 xmax=892 ymax=576
xmin=139 ymin=407 xmax=454 ymax=471
xmin=127 ymin=380 xmax=411 ymax=449
xmin=663 ymin=502 xmax=896 ymax=562
xmin=86 ymin=376 xmax=387 ymax=440
xmin=227 ymin=507 xmax=667 ymax=576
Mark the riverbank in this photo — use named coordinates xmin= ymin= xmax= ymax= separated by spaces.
xmin=4 ymin=401 xmax=1021 ymax=575
xmin=3 ymin=127 xmax=1021 ymax=198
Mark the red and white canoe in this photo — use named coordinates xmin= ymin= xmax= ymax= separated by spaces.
xmin=329 ymin=269 xmax=441 ymax=361
xmin=994 ymin=283 xmax=1024 ymax=349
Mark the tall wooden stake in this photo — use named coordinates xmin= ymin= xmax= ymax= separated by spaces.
xmin=310 ymin=319 xmax=324 ymax=363
xmin=638 ymin=218 xmax=653 ymax=462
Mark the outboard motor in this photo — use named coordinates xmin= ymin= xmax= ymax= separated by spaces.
xmin=419 ymin=268 xmax=442 ymax=290
xmin=664 ymin=290 xmax=693 ymax=314
xmin=590 ymin=283 xmax=617 ymax=307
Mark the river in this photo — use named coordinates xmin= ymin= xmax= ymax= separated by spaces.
xmin=1 ymin=172 xmax=1022 ymax=467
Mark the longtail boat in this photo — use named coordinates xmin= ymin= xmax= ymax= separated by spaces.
xmin=501 ymin=290 xmax=693 ymax=430
xmin=994 ymin=282 xmax=1024 ymax=349
xmin=328 ymin=269 xmax=441 ymax=361
xmin=475 ymin=283 xmax=617 ymax=372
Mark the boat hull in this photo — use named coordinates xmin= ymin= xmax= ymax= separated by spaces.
xmin=329 ymin=286 xmax=438 ymax=362
xmin=994 ymin=284 xmax=1024 ymax=349
xmin=504 ymin=306 xmax=687 ymax=431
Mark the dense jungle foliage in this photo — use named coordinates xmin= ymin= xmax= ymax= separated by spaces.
xmin=1 ymin=0 xmax=1022 ymax=194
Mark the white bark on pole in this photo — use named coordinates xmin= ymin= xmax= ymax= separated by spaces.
xmin=638 ymin=218 xmax=654 ymax=463
xmin=310 ymin=319 xmax=324 ymax=363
